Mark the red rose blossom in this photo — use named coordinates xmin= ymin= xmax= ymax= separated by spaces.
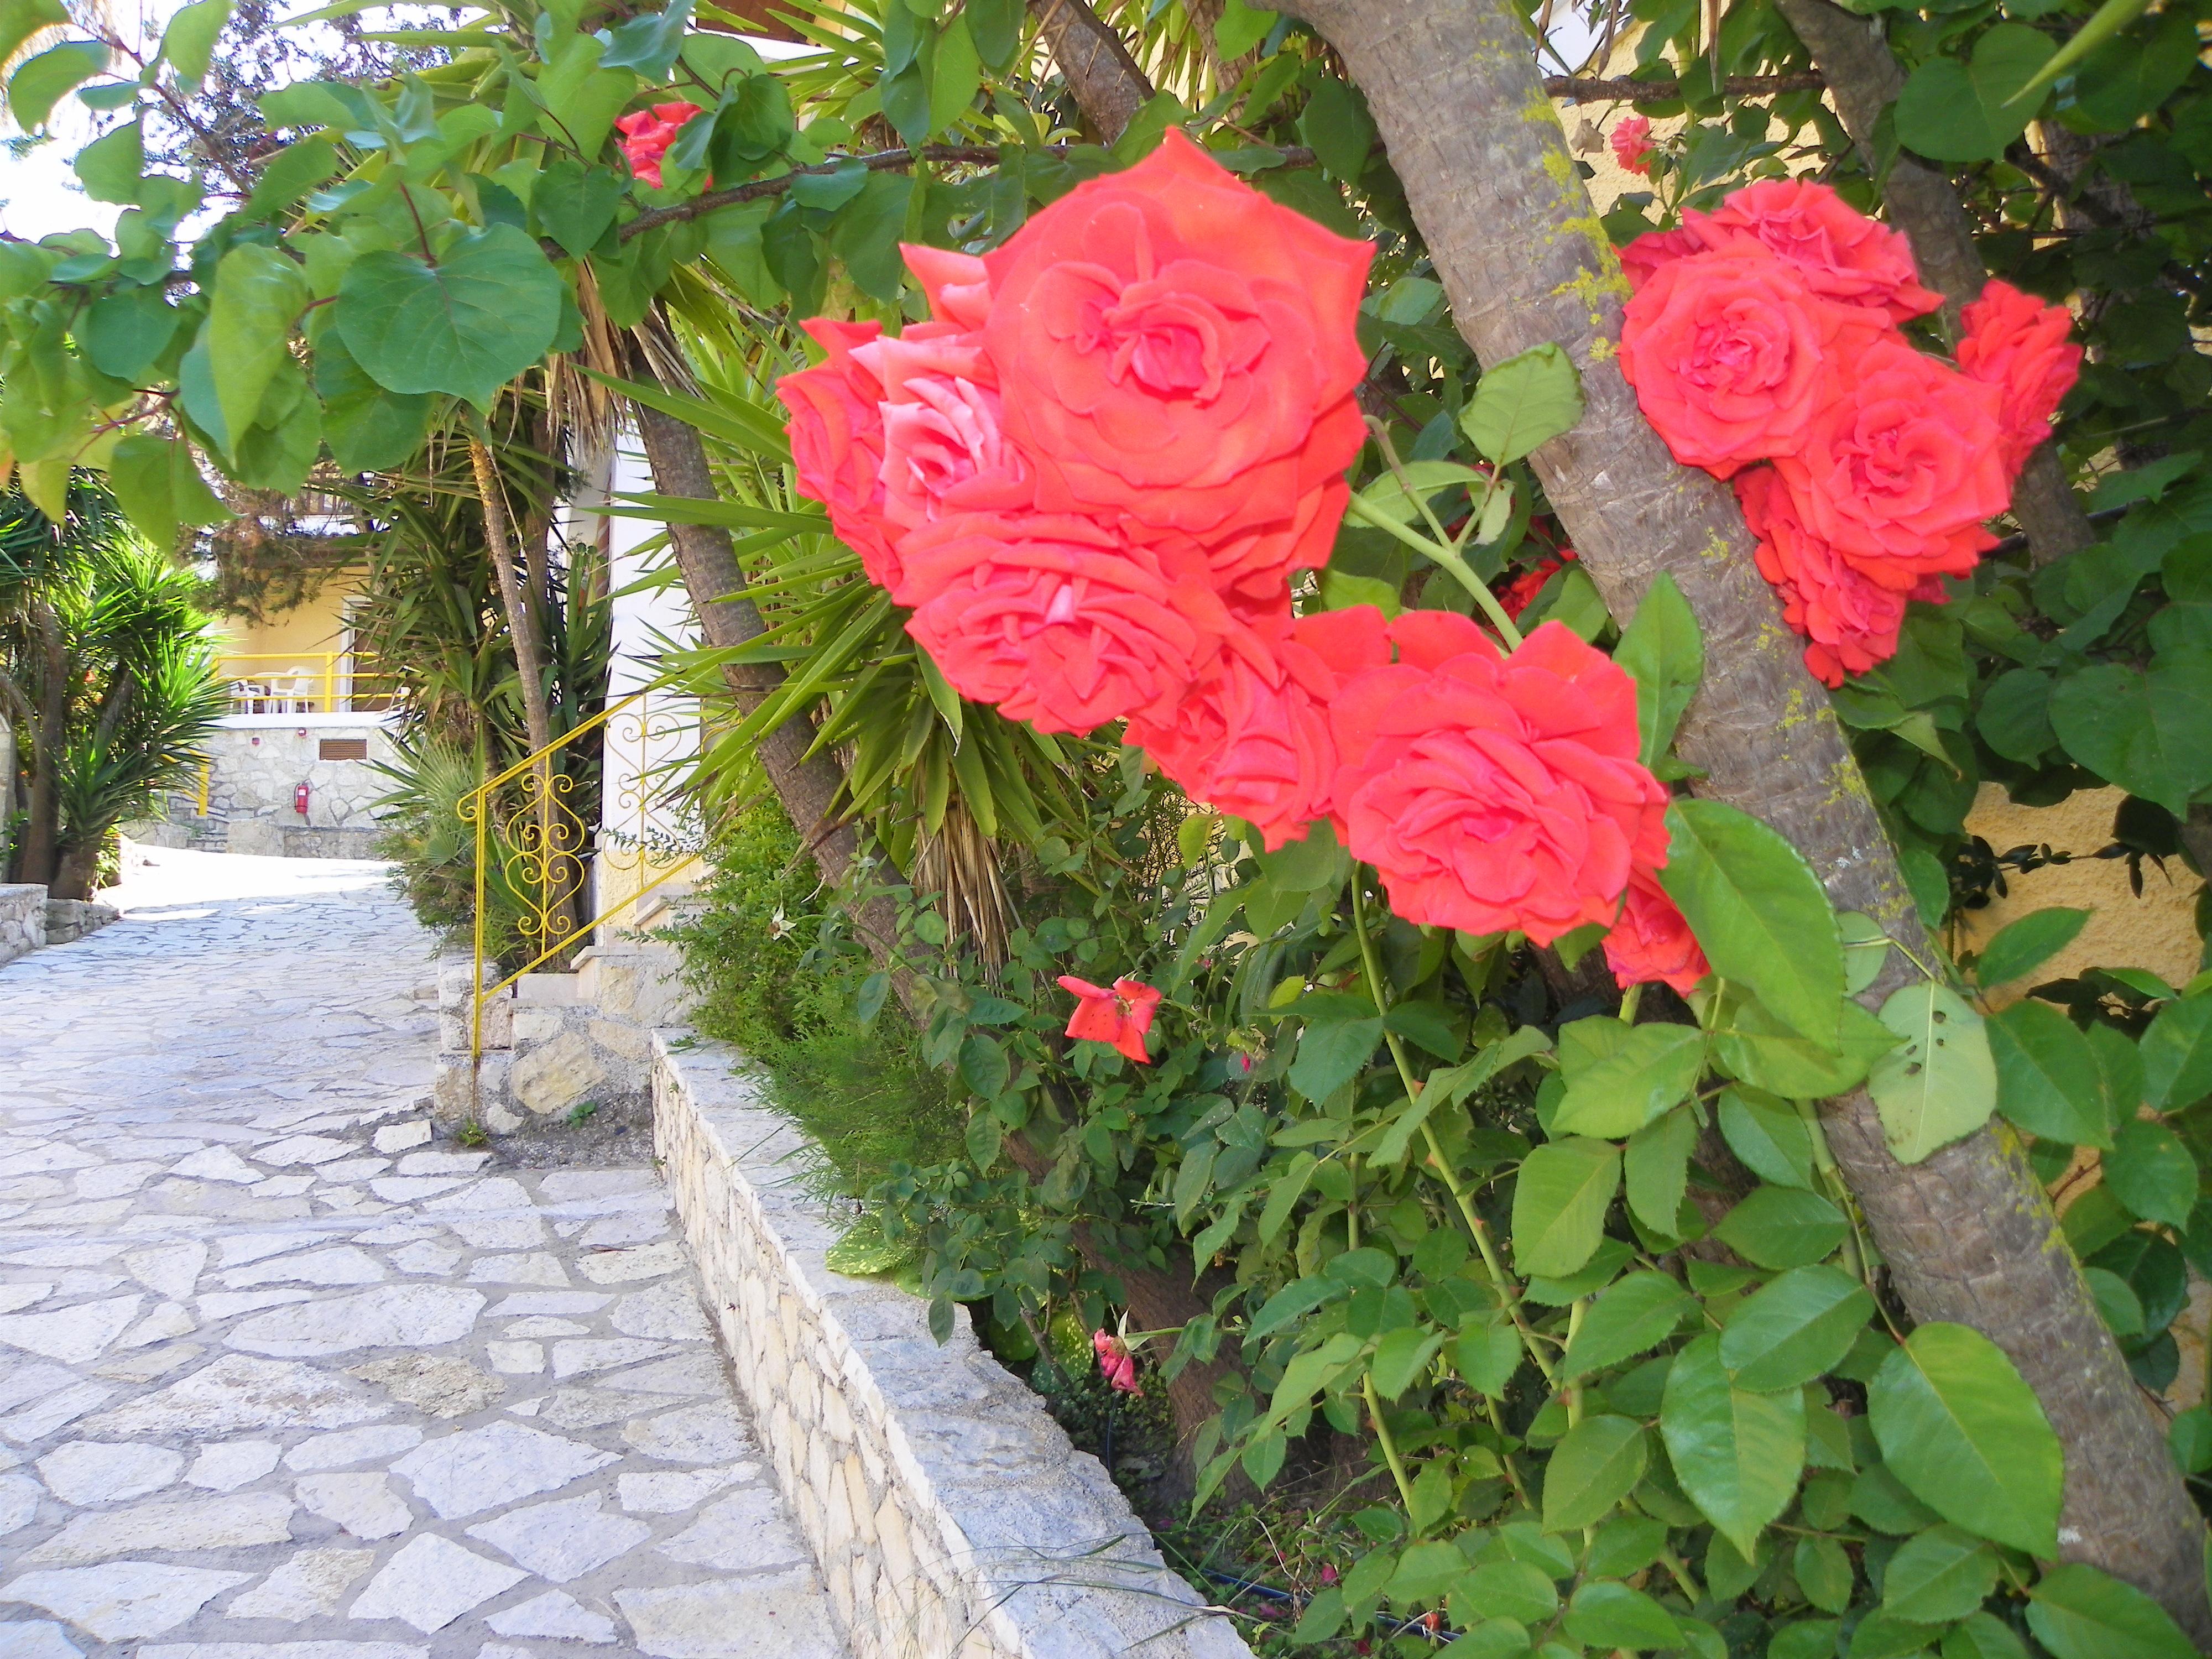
xmin=1736 ymin=466 xmax=1944 ymax=685
xmin=1611 ymin=114 xmax=1655 ymax=176
xmin=1604 ymin=868 xmax=1707 ymax=995
xmin=1329 ymin=617 xmax=1669 ymax=945
xmin=1686 ymin=179 xmax=1943 ymax=322
xmin=1126 ymin=604 xmax=1389 ymax=850
xmin=1059 ymin=976 xmax=1162 ymax=1064
xmin=898 ymin=514 xmax=1232 ymax=735
xmin=1620 ymin=227 xmax=1702 ymax=294
xmin=1957 ymin=279 xmax=2082 ymax=476
xmin=779 ymin=319 xmax=904 ymax=592
xmin=1498 ymin=548 xmax=1575 ymax=620
xmin=1621 ymin=249 xmax=1882 ymax=478
xmin=979 ymin=131 xmax=1373 ymax=556
xmin=852 ymin=326 xmax=1032 ymax=541
xmin=1770 ymin=336 xmax=2007 ymax=586
xmin=617 ymin=102 xmax=702 ymax=190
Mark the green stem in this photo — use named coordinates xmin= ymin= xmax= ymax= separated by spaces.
xmin=1340 ymin=492 xmax=1527 ymax=650
xmin=1793 ymin=1097 xmax=1870 ymax=1285
xmin=1658 ymin=1545 xmax=1705 ymax=1603
xmin=1361 ymin=1373 xmax=1420 ymax=1515
xmin=1349 ymin=871 xmax=1558 ymax=1387
xmin=1618 ymin=982 xmax=1645 ymax=1024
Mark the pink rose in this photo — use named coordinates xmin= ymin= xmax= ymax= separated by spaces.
xmin=1603 ymin=867 xmax=1708 ymax=995
xmin=1771 ymin=337 xmax=2008 ymax=586
xmin=1687 ymin=179 xmax=1943 ymax=322
xmin=1092 ymin=1328 xmax=1144 ymax=1390
xmin=1126 ymin=603 xmax=1389 ymax=850
xmin=851 ymin=327 xmax=1032 ymax=542
xmin=1621 ymin=249 xmax=1880 ymax=478
xmin=617 ymin=101 xmax=702 ymax=190
xmin=1612 ymin=114 xmax=1654 ymax=176
xmin=898 ymin=514 xmax=1231 ymax=735
xmin=1620 ymin=227 xmax=1702 ymax=295
xmin=1737 ymin=466 xmax=1947 ymax=685
xmin=779 ymin=319 xmax=904 ymax=592
xmin=1329 ymin=617 xmax=1670 ymax=945
xmin=1957 ymin=279 xmax=2082 ymax=475
xmin=979 ymin=131 xmax=1373 ymax=549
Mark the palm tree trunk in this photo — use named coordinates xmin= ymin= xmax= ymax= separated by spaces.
xmin=1270 ymin=0 xmax=2206 ymax=1629
xmin=1770 ymin=0 xmax=2094 ymax=568
xmin=1029 ymin=0 xmax=1156 ymax=141
xmin=19 ymin=599 xmax=66 ymax=889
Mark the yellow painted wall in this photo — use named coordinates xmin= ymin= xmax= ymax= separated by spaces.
xmin=215 ymin=574 xmax=361 ymax=666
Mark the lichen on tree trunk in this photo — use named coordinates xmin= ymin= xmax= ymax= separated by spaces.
xmin=1275 ymin=0 xmax=2209 ymax=1629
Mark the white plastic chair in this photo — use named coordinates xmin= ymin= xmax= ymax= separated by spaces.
xmin=271 ymin=669 xmax=315 ymax=713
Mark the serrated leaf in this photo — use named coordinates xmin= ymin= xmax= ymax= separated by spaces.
xmin=1562 ymin=1270 xmax=1694 ymax=1379
xmin=1718 ymin=1089 xmax=1814 ymax=1189
xmin=1369 ymin=1323 xmax=1446 ymax=1401
xmin=1624 ymin=1103 xmax=1695 ymax=1235
xmin=1511 ymin=1137 xmax=1619 ymax=1279
xmin=1871 ymin=983 xmax=1997 ymax=1164
xmin=2141 ymin=993 xmax=2212 ymax=1111
xmin=1713 ymin=1186 xmax=1846 ymax=1270
xmin=1660 ymin=800 xmax=1843 ymax=1047
xmin=1660 ymin=1333 xmax=1805 ymax=1557
xmin=1869 ymin=1322 xmax=2061 ymax=1558
xmin=1554 ymin=1022 xmax=1704 ymax=1138
xmin=1459 ymin=342 xmax=1584 ymax=465
xmin=1883 ymin=1525 xmax=1999 ymax=1624
xmin=1719 ymin=1265 xmax=1874 ymax=1392
xmin=1563 ymin=1579 xmax=1681 ymax=1649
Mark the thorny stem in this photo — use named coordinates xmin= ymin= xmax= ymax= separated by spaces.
xmin=1348 ymin=871 xmax=1557 ymax=1387
xmin=1350 ymin=425 xmax=1528 ymax=650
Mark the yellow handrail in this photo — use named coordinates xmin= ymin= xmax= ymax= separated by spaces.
xmin=456 ymin=690 xmax=699 ymax=1074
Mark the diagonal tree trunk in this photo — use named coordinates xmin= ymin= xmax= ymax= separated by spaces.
xmin=18 ymin=599 xmax=67 ymax=889
xmin=1029 ymin=0 xmax=1156 ymax=141
xmin=1265 ymin=0 xmax=2208 ymax=1630
xmin=1770 ymin=0 xmax=2094 ymax=567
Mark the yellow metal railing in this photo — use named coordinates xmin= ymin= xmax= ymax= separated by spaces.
xmin=457 ymin=690 xmax=699 ymax=1065
xmin=215 ymin=652 xmax=399 ymax=715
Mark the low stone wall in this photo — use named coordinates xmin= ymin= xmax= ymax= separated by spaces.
xmin=45 ymin=897 xmax=117 ymax=944
xmin=191 ymin=722 xmax=398 ymax=857
xmin=0 ymin=884 xmax=45 ymax=967
xmin=653 ymin=1031 xmax=1252 ymax=1659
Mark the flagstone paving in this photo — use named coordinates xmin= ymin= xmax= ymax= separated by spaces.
xmin=0 ymin=851 xmax=844 ymax=1659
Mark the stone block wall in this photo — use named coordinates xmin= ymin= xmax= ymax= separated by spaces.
xmin=45 ymin=898 xmax=117 ymax=945
xmin=0 ymin=884 xmax=46 ymax=967
xmin=193 ymin=722 xmax=397 ymax=857
xmin=653 ymin=1031 xmax=1253 ymax=1659
xmin=432 ymin=944 xmax=695 ymax=1134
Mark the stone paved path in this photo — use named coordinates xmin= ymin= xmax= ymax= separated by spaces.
xmin=0 ymin=850 xmax=844 ymax=1659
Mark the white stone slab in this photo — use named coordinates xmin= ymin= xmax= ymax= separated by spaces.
xmin=220 ymin=1548 xmax=378 ymax=1620
xmin=613 ymin=1579 xmax=842 ymax=1659
xmin=347 ymin=1535 xmax=527 ymax=1633
xmin=388 ymin=1422 xmax=614 ymax=1519
xmin=371 ymin=1123 xmax=432 ymax=1155
xmin=575 ymin=1243 xmax=686 ymax=1285
xmin=615 ymin=1463 xmax=756 ymax=1514
xmin=221 ymin=1249 xmax=387 ymax=1289
xmin=654 ymin=1488 xmax=810 ymax=1573
xmin=608 ymin=1282 xmax=710 ymax=1342
xmin=185 ymin=1441 xmax=280 ymax=1491
xmin=0 ymin=1562 xmax=249 ymax=1640
xmin=622 ymin=1402 xmax=755 ymax=1464
xmin=293 ymin=1472 xmax=411 ymax=1541
xmin=283 ymin=1425 xmax=424 ymax=1472
xmin=23 ymin=1491 xmax=295 ymax=1564
xmin=0 ymin=1294 xmax=142 ymax=1363
xmin=227 ymin=1286 xmax=484 ymax=1357
xmin=483 ymin=1590 xmax=617 ymax=1644
xmin=35 ymin=1440 xmax=184 ymax=1505
xmin=465 ymin=1493 xmax=651 ymax=1582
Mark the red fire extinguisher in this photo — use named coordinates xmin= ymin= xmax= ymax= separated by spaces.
xmin=294 ymin=782 xmax=311 ymax=817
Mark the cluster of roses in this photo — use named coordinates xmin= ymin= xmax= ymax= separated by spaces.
xmin=1618 ymin=179 xmax=2081 ymax=686
xmin=779 ymin=133 xmax=1708 ymax=1053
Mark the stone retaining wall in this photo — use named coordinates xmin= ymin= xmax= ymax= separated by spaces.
xmin=653 ymin=1030 xmax=1252 ymax=1659
xmin=0 ymin=884 xmax=45 ymax=967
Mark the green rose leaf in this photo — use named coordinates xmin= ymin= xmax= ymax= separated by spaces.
xmin=1717 ymin=1089 xmax=1814 ymax=1189
xmin=1510 ymin=1137 xmax=1619 ymax=1279
xmin=1869 ymin=1322 xmax=2062 ymax=1558
xmin=1882 ymin=1524 xmax=1999 ymax=1625
xmin=1623 ymin=1102 xmax=1695 ymax=1235
xmin=1562 ymin=1270 xmax=1695 ymax=1379
xmin=1793 ymin=1535 xmax=1854 ymax=1614
xmin=334 ymin=225 xmax=564 ymax=409
xmin=1713 ymin=1186 xmax=1847 ymax=1270
xmin=1460 ymin=342 xmax=1584 ymax=465
xmin=2025 ymin=1562 xmax=2198 ymax=1659
xmin=1660 ymin=799 xmax=1843 ymax=1047
xmin=1870 ymin=983 xmax=1997 ymax=1164
xmin=2141 ymin=992 xmax=2212 ymax=1110
xmin=1718 ymin=1264 xmax=1875 ymax=1392
xmin=1288 ymin=1016 xmax=1383 ymax=1104
xmin=1562 ymin=1580 xmax=1682 ymax=1650
xmin=1543 ymin=1415 xmax=1649 ymax=1531
xmin=1553 ymin=1021 xmax=1704 ymax=1138
xmin=1660 ymin=1333 xmax=1806 ymax=1558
